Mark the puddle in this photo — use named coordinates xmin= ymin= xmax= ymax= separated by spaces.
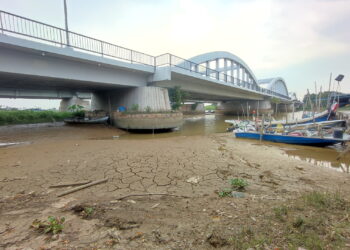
xmin=282 ymin=145 xmax=350 ymax=173
xmin=0 ymin=142 xmax=30 ymax=148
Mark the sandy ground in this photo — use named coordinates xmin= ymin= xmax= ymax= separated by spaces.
xmin=1 ymin=124 xmax=350 ymax=249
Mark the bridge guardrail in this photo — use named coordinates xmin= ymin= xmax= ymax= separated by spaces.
xmin=155 ymin=54 xmax=291 ymax=100
xmin=0 ymin=10 xmax=155 ymax=66
xmin=0 ymin=10 xmax=290 ymax=100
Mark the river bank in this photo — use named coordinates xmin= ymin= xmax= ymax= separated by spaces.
xmin=1 ymin=124 xmax=350 ymax=249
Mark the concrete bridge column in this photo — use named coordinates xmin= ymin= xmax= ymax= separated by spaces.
xmin=216 ymin=100 xmax=273 ymax=115
xmin=91 ymin=86 xmax=172 ymax=113
xmin=59 ymin=96 xmax=90 ymax=111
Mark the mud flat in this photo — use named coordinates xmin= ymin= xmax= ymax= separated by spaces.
xmin=1 ymin=125 xmax=350 ymax=249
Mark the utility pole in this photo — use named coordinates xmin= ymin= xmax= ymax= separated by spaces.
xmin=64 ymin=0 xmax=70 ymax=46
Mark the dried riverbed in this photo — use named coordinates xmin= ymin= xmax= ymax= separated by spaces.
xmin=1 ymin=122 xmax=350 ymax=249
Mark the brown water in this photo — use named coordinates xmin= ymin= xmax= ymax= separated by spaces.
xmin=1 ymin=114 xmax=349 ymax=173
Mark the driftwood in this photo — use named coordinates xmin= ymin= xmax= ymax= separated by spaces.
xmin=49 ymin=180 xmax=91 ymax=188
xmin=115 ymin=193 xmax=189 ymax=200
xmin=57 ymin=178 xmax=108 ymax=197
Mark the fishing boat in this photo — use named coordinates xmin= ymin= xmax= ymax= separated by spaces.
xmin=64 ymin=116 xmax=109 ymax=124
xmin=234 ymin=132 xmax=348 ymax=147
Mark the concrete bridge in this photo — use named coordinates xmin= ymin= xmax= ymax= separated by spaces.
xmin=0 ymin=10 xmax=291 ymax=120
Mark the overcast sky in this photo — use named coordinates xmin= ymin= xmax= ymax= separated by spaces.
xmin=1 ymin=0 xmax=350 ymax=109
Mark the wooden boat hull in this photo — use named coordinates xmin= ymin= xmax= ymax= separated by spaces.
xmin=64 ymin=116 xmax=109 ymax=124
xmin=235 ymin=132 xmax=346 ymax=147
xmin=270 ymin=110 xmax=330 ymax=127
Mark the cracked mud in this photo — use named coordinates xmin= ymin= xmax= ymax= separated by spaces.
xmin=0 ymin=124 xmax=350 ymax=249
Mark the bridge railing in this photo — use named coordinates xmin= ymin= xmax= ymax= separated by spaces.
xmin=155 ymin=54 xmax=291 ymax=100
xmin=0 ymin=10 xmax=290 ymax=100
xmin=0 ymin=10 xmax=155 ymax=66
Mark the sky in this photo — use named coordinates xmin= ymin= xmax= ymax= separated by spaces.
xmin=1 ymin=0 xmax=350 ymax=108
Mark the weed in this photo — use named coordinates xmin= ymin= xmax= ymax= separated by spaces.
xmin=230 ymin=178 xmax=248 ymax=191
xmin=274 ymin=206 xmax=288 ymax=221
xmin=292 ymin=216 xmax=305 ymax=228
xmin=82 ymin=207 xmax=94 ymax=217
xmin=218 ymin=188 xmax=232 ymax=197
xmin=0 ymin=110 xmax=74 ymax=125
xmin=145 ymin=106 xmax=152 ymax=113
xmin=303 ymin=191 xmax=346 ymax=210
xmin=31 ymin=216 xmax=65 ymax=234
xmin=131 ymin=104 xmax=139 ymax=112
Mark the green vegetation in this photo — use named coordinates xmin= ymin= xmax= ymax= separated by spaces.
xmin=191 ymin=102 xmax=199 ymax=111
xmin=68 ymin=104 xmax=85 ymax=118
xmin=230 ymin=178 xmax=249 ymax=191
xmin=218 ymin=178 xmax=249 ymax=197
xmin=31 ymin=216 xmax=65 ymax=235
xmin=131 ymin=104 xmax=139 ymax=112
xmin=82 ymin=207 xmax=95 ymax=218
xmin=145 ymin=106 xmax=152 ymax=113
xmin=227 ymin=191 xmax=350 ymax=249
xmin=218 ymin=188 xmax=232 ymax=197
xmin=0 ymin=110 xmax=74 ymax=126
xmin=168 ymin=86 xmax=189 ymax=110
xmin=205 ymin=104 xmax=217 ymax=110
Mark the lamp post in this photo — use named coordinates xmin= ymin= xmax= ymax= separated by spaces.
xmin=63 ymin=0 xmax=70 ymax=46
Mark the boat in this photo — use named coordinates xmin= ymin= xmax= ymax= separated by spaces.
xmin=64 ymin=116 xmax=109 ymax=124
xmin=234 ymin=132 xmax=348 ymax=147
xmin=269 ymin=110 xmax=330 ymax=127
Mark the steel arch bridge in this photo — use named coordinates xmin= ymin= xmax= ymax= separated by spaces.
xmin=183 ymin=51 xmax=289 ymax=98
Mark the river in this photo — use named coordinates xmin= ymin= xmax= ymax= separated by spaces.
xmin=0 ymin=113 xmax=349 ymax=173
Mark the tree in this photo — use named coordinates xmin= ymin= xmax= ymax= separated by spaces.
xmin=168 ymin=86 xmax=189 ymax=110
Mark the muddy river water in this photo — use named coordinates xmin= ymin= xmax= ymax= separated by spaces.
xmin=1 ymin=114 xmax=350 ymax=173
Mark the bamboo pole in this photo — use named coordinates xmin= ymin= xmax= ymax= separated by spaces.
xmin=57 ymin=178 xmax=108 ymax=197
xmin=260 ymin=114 xmax=265 ymax=142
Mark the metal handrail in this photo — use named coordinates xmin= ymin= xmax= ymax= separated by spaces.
xmin=155 ymin=53 xmax=290 ymax=100
xmin=0 ymin=10 xmax=155 ymax=66
xmin=0 ymin=10 xmax=290 ymax=100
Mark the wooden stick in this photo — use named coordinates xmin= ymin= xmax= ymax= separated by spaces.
xmin=115 ymin=193 xmax=189 ymax=200
xmin=50 ymin=180 xmax=92 ymax=188
xmin=57 ymin=178 xmax=108 ymax=197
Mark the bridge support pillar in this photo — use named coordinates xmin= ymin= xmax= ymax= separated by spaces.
xmin=216 ymin=100 xmax=273 ymax=115
xmin=92 ymin=86 xmax=171 ymax=113
xmin=59 ymin=96 xmax=90 ymax=112
xmin=91 ymin=87 xmax=181 ymax=129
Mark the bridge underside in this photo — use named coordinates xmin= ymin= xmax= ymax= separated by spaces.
xmin=0 ymin=72 xmax=127 ymax=99
xmin=150 ymin=72 xmax=266 ymax=102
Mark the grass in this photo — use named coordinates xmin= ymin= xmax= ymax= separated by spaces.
xmin=226 ymin=191 xmax=350 ymax=249
xmin=31 ymin=216 xmax=65 ymax=235
xmin=218 ymin=178 xmax=249 ymax=198
xmin=0 ymin=110 xmax=74 ymax=126
xmin=230 ymin=178 xmax=249 ymax=191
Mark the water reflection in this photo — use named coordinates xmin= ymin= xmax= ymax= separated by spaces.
xmin=119 ymin=114 xmax=231 ymax=139
xmin=282 ymin=145 xmax=350 ymax=173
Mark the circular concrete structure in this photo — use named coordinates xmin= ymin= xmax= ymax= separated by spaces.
xmin=111 ymin=112 xmax=183 ymax=130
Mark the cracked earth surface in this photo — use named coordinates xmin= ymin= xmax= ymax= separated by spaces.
xmin=1 ymin=124 xmax=350 ymax=249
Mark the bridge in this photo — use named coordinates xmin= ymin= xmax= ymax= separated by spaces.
xmin=0 ymin=10 xmax=291 ymax=117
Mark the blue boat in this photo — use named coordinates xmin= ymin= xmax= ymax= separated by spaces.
xmin=235 ymin=132 xmax=347 ymax=147
xmin=269 ymin=110 xmax=330 ymax=127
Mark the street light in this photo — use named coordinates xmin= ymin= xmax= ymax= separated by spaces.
xmin=63 ymin=0 xmax=70 ymax=46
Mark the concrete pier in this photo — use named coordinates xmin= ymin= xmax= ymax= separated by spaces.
xmin=91 ymin=86 xmax=183 ymax=129
xmin=59 ymin=96 xmax=90 ymax=112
